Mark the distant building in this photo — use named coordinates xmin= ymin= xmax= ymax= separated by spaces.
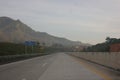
xmin=110 ymin=43 xmax=120 ymax=52
xmin=73 ymin=46 xmax=85 ymax=52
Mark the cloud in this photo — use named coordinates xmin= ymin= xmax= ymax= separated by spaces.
xmin=0 ymin=0 xmax=120 ymax=44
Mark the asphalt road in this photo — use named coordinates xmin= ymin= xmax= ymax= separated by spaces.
xmin=0 ymin=53 xmax=119 ymax=80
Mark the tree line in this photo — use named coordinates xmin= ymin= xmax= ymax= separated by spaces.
xmin=83 ymin=37 xmax=120 ymax=52
xmin=0 ymin=42 xmax=73 ymax=56
xmin=0 ymin=42 xmax=44 ymax=56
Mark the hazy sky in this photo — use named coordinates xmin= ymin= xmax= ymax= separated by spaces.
xmin=0 ymin=0 xmax=120 ymax=44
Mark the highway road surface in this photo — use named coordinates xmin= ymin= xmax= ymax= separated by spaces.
xmin=0 ymin=53 xmax=119 ymax=80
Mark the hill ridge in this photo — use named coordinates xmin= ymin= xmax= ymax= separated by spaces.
xmin=0 ymin=16 xmax=90 ymax=47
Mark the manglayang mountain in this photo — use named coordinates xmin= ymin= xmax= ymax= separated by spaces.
xmin=0 ymin=16 xmax=90 ymax=47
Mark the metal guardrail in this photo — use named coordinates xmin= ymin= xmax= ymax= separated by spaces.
xmin=69 ymin=52 xmax=120 ymax=71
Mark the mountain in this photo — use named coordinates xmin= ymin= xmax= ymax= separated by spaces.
xmin=0 ymin=16 xmax=90 ymax=47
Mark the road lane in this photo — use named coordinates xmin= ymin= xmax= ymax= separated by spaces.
xmin=0 ymin=53 xmax=57 ymax=80
xmin=38 ymin=53 xmax=106 ymax=80
xmin=71 ymin=54 xmax=120 ymax=80
xmin=0 ymin=53 xmax=114 ymax=80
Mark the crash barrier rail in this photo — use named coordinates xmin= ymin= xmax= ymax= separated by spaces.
xmin=0 ymin=53 xmax=49 ymax=65
xmin=68 ymin=52 xmax=120 ymax=71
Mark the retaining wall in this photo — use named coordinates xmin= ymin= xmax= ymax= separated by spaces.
xmin=69 ymin=52 xmax=120 ymax=70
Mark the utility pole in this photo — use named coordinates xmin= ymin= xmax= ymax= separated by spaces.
xmin=32 ymin=45 xmax=33 ymax=53
xmin=25 ymin=45 xmax=27 ymax=54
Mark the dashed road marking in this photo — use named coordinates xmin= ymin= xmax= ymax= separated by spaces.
xmin=42 ymin=63 xmax=47 ymax=67
xmin=22 ymin=78 xmax=27 ymax=80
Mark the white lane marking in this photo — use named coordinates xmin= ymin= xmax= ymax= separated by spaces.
xmin=42 ymin=63 xmax=47 ymax=67
xmin=22 ymin=78 xmax=27 ymax=80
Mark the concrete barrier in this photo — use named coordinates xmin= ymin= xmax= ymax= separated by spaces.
xmin=69 ymin=52 xmax=120 ymax=71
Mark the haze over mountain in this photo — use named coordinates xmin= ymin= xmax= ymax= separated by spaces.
xmin=0 ymin=16 xmax=90 ymax=47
